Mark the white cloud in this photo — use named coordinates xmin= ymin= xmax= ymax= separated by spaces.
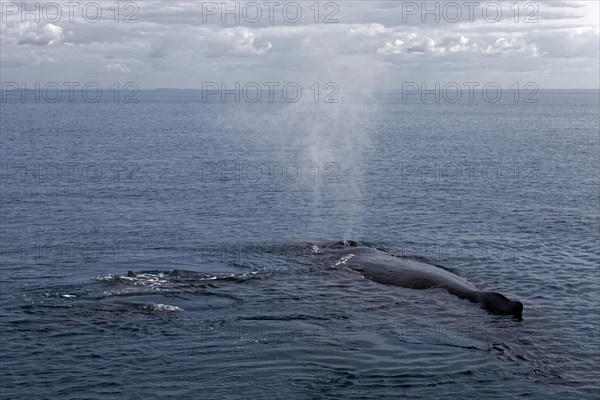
xmin=0 ymin=1 xmax=598 ymax=88
xmin=349 ymin=24 xmax=388 ymax=37
xmin=530 ymin=27 xmax=600 ymax=58
xmin=208 ymin=27 xmax=272 ymax=56
xmin=99 ymin=63 xmax=132 ymax=73
xmin=6 ymin=22 xmax=64 ymax=46
xmin=483 ymin=34 xmax=540 ymax=56
xmin=377 ymin=33 xmax=480 ymax=56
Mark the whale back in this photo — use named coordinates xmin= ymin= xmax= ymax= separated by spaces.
xmin=325 ymin=242 xmax=523 ymax=317
xmin=345 ymin=251 xmax=477 ymax=292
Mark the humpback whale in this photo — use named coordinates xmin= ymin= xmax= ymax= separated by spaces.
xmin=322 ymin=240 xmax=523 ymax=318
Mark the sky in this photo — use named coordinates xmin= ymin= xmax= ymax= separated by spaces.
xmin=1 ymin=0 xmax=599 ymax=89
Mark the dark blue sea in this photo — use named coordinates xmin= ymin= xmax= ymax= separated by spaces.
xmin=1 ymin=90 xmax=599 ymax=399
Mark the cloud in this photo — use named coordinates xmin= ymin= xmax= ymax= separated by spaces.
xmin=0 ymin=0 xmax=597 ymax=88
xmin=379 ymin=33 xmax=441 ymax=55
xmin=482 ymin=34 xmax=540 ymax=56
xmin=11 ymin=22 xmax=64 ymax=46
xmin=349 ymin=23 xmax=388 ymax=37
xmin=529 ymin=27 xmax=600 ymax=58
xmin=207 ymin=27 xmax=272 ymax=56
xmin=99 ymin=63 xmax=132 ymax=73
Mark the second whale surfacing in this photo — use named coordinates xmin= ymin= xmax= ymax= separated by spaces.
xmin=322 ymin=240 xmax=523 ymax=318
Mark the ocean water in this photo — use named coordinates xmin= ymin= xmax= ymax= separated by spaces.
xmin=0 ymin=90 xmax=598 ymax=399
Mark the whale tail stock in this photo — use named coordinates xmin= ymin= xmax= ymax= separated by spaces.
xmin=477 ymin=291 xmax=523 ymax=318
xmin=444 ymin=285 xmax=523 ymax=318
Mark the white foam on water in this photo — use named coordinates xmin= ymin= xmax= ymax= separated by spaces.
xmin=144 ymin=303 xmax=184 ymax=312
